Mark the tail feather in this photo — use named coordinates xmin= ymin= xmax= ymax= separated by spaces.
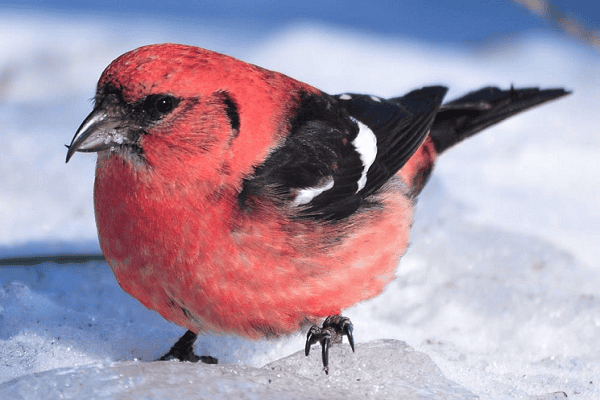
xmin=429 ymin=86 xmax=570 ymax=154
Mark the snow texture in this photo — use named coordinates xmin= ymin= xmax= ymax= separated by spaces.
xmin=1 ymin=340 xmax=479 ymax=400
xmin=0 ymin=10 xmax=599 ymax=400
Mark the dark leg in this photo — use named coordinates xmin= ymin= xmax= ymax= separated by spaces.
xmin=305 ymin=315 xmax=355 ymax=374
xmin=157 ymin=330 xmax=218 ymax=364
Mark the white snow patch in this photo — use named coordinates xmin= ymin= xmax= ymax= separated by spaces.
xmin=0 ymin=341 xmax=480 ymax=399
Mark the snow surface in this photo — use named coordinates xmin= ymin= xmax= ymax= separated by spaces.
xmin=1 ymin=10 xmax=599 ymax=400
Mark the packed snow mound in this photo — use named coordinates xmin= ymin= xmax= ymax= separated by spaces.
xmin=0 ymin=340 xmax=478 ymax=400
xmin=268 ymin=339 xmax=477 ymax=398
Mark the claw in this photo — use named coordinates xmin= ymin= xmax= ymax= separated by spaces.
xmin=305 ymin=326 xmax=317 ymax=356
xmin=321 ymin=335 xmax=330 ymax=374
xmin=304 ymin=315 xmax=355 ymax=374
xmin=305 ymin=337 xmax=311 ymax=357
xmin=343 ymin=321 xmax=355 ymax=352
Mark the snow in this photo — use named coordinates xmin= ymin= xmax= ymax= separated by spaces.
xmin=0 ymin=340 xmax=480 ymax=400
xmin=1 ymin=11 xmax=599 ymax=400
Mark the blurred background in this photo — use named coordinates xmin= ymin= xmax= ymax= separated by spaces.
xmin=2 ymin=0 xmax=599 ymax=46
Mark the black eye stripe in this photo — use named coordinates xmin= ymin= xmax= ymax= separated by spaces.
xmin=221 ymin=91 xmax=240 ymax=134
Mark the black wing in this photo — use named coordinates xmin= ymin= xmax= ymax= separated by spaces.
xmin=238 ymin=87 xmax=447 ymax=220
xmin=339 ymin=86 xmax=448 ymax=198
xmin=429 ymin=86 xmax=570 ymax=154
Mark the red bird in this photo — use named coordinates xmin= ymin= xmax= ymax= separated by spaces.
xmin=66 ymin=43 xmax=568 ymax=373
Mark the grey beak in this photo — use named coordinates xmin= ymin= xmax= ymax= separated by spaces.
xmin=66 ymin=96 xmax=136 ymax=163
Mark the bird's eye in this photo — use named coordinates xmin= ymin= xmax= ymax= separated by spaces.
xmin=143 ymin=94 xmax=179 ymax=118
xmin=155 ymin=96 xmax=174 ymax=113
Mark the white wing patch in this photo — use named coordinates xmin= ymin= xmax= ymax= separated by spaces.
xmin=339 ymin=94 xmax=352 ymax=100
xmin=291 ymin=117 xmax=377 ymax=206
xmin=293 ymin=176 xmax=335 ymax=206
xmin=352 ymin=119 xmax=378 ymax=192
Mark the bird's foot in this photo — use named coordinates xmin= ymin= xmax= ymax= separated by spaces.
xmin=305 ymin=315 xmax=355 ymax=374
xmin=157 ymin=330 xmax=218 ymax=364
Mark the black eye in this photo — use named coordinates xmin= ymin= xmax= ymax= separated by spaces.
xmin=143 ymin=95 xmax=179 ymax=118
xmin=156 ymin=96 xmax=174 ymax=113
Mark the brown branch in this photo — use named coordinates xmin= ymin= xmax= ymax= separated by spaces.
xmin=511 ymin=0 xmax=600 ymax=50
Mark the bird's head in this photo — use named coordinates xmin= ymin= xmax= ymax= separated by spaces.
xmin=66 ymin=44 xmax=266 ymax=175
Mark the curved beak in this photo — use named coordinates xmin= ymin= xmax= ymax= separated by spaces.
xmin=66 ymin=96 xmax=137 ymax=163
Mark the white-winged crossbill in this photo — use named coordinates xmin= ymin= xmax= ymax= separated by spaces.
xmin=66 ymin=43 xmax=568 ymax=373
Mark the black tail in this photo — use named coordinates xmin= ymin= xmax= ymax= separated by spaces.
xmin=429 ymin=86 xmax=570 ymax=154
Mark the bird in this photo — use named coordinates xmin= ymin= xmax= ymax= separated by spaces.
xmin=66 ymin=43 xmax=569 ymax=374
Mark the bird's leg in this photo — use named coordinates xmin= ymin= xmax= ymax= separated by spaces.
xmin=157 ymin=330 xmax=218 ymax=364
xmin=305 ymin=315 xmax=355 ymax=374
